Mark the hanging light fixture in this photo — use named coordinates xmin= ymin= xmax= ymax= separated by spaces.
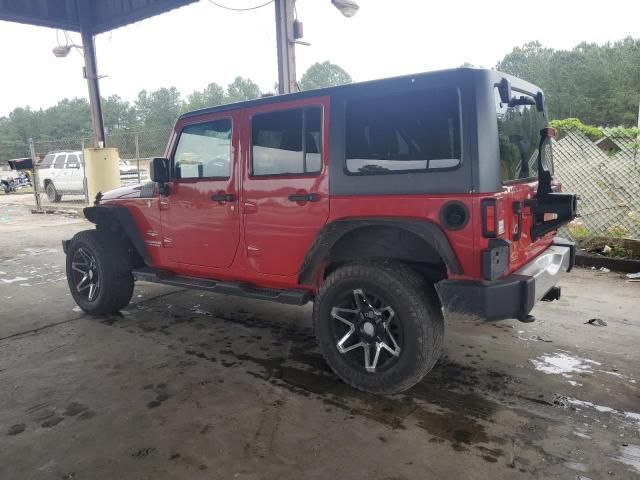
xmin=331 ymin=0 xmax=359 ymax=18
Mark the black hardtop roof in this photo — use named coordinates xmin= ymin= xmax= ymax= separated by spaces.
xmin=179 ymin=68 xmax=542 ymax=121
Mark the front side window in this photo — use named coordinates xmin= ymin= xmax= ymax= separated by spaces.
xmin=345 ymin=88 xmax=461 ymax=175
xmin=252 ymin=107 xmax=322 ymax=176
xmin=495 ymin=87 xmax=547 ymax=183
xmin=174 ymin=119 xmax=232 ymax=179
xmin=41 ymin=154 xmax=55 ymax=168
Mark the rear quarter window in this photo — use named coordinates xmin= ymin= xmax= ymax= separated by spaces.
xmin=345 ymin=87 xmax=461 ymax=175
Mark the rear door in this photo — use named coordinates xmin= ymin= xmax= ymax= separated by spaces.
xmin=242 ymin=98 xmax=330 ymax=277
xmin=64 ymin=153 xmax=83 ymax=193
xmin=161 ymin=113 xmax=241 ymax=268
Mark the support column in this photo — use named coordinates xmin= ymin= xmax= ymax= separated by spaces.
xmin=77 ymin=2 xmax=106 ymax=147
xmin=275 ymin=0 xmax=296 ymax=94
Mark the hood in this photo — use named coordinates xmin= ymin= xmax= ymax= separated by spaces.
xmin=100 ymin=183 xmax=144 ymax=201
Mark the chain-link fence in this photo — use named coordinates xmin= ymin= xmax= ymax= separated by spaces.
xmin=29 ymin=128 xmax=171 ymax=211
xmin=554 ymin=130 xmax=640 ymax=253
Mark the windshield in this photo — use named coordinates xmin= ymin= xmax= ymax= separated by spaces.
xmin=495 ymin=87 xmax=547 ymax=183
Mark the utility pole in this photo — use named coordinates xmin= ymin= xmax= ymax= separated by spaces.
xmin=273 ymin=1 xmax=359 ymax=95
xmin=275 ymin=0 xmax=296 ymax=94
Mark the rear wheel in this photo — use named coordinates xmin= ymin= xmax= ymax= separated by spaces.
xmin=66 ymin=230 xmax=134 ymax=315
xmin=46 ymin=182 xmax=62 ymax=203
xmin=313 ymin=261 xmax=444 ymax=394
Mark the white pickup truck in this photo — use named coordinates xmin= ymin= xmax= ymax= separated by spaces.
xmin=38 ymin=150 xmax=147 ymax=202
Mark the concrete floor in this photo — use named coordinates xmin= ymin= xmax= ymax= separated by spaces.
xmin=1 ymin=194 xmax=639 ymax=480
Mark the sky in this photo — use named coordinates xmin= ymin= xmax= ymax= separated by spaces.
xmin=0 ymin=0 xmax=639 ymax=117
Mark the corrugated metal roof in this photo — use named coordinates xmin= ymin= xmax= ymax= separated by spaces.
xmin=0 ymin=0 xmax=198 ymax=34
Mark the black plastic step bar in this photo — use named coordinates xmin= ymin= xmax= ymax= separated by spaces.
xmin=132 ymin=267 xmax=311 ymax=306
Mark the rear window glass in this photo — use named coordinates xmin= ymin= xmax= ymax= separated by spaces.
xmin=345 ymin=87 xmax=461 ymax=175
xmin=251 ymin=107 xmax=322 ymax=176
xmin=495 ymin=87 xmax=547 ymax=182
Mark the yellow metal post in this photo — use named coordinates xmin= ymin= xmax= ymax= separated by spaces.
xmin=84 ymin=148 xmax=120 ymax=202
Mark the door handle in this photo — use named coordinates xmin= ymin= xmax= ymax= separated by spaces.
xmin=211 ymin=192 xmax=235 ymax=203
xmin=288 ymin=193 xmax=319 ymax=203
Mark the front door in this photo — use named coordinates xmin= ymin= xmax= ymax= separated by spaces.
xmin=242 ymin=98 xmax=330 ymax=277
xmin=161 ymin=113 xmax=240 ymax=269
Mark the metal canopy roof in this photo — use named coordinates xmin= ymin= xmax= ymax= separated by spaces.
xmin=0 ymin=0 xmax=198 ymax=34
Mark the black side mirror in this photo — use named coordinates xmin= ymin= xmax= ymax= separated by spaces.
xmin=535 ymin=91 xmax=545 ymax=112
xmin=497 ymin=78 xmax=512 ymax=104
xmin=150 ymin=157 xmax=170 ymax=195
xmin=150 ymin=157 xmax=170 ymax=183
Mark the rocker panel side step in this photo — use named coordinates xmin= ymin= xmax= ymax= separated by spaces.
xmin=132 ymin=267 xmax=311 ymax=306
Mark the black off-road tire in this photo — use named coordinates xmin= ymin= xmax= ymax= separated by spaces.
xmin=46 ymin=182 xmax=62 ymax=203
xmin=313 ymin=261 xmax=444 ymax=394
xmin=66 ymin=229 xmax=134 ymax=315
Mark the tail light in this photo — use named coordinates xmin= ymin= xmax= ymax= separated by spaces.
xmin=481 ymin=198 xmax=505 ymax=238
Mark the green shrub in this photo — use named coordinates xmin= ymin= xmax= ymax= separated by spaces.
xmin=609 ymin=246 xmax=633 ymax=258
xmin=605 ymin=225 xmax=629 ymax=238
xmin=568 ymin=220 xmax=591 ymax=239
xmin=550 ymin=118 xmax=604 ymax=141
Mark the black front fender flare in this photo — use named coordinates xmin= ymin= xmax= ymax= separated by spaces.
xmin=83 ymin=205 xmax=150 ymax=265
xmin=298 ymin=217 xmax=462 ymax=285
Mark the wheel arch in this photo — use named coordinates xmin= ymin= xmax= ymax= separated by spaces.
xmin=83 ymin=205 xmax=150 ymax=265
xmin=298 ymin=218 xmax=462 ymax=286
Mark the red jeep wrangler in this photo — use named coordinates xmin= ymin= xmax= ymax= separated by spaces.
xmin=64 ymin=68 xmax=577 ymax=393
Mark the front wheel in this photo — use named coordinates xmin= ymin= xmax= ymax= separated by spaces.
xmin=46 ymin=182 xmax=62 ymax=203
xmin=313 ymin=261 xmax=444 ymax=394
xmin=66 ymin=230 xmax=134 ymax=315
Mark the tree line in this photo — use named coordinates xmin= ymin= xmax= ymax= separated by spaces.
xmin=0 ymin=61 xmax=351 ymax=160
xmin=2 ymin=37 xmax=639 ymax=161
xmin=496 ymin=37 xmax=640 ymax=127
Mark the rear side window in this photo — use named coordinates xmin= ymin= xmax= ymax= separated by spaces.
xmin=174 ymin=119 xmax=232 ymax=179
xmin=54 ymin=154 xmax=66 ymax=169
xmin=345 ymin=88 xmax=461 ymax=175
xmin=40 ymin=154 xmax=55 ymax=168
xmin=251 ymin=107 xmax=322 ymax=176
xmin=66 ymin=154 xmax=80 ymax=168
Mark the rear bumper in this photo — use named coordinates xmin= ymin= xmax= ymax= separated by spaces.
xmin=436 ymin=237 xmax=575 ymax=321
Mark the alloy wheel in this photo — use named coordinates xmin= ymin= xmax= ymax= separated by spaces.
xmin=70 ymin=247 xmax=101 ymax=302
xmin=330 ymin=288 xmax=402 ymax=373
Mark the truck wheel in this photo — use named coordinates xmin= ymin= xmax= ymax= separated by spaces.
xmin=66 ymin=230 xmax=134 ymax=316
xmin=46 ymin=182 xmax=62 ymax=203
xmin=313 ymin=261 xmax=444 ymax=394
